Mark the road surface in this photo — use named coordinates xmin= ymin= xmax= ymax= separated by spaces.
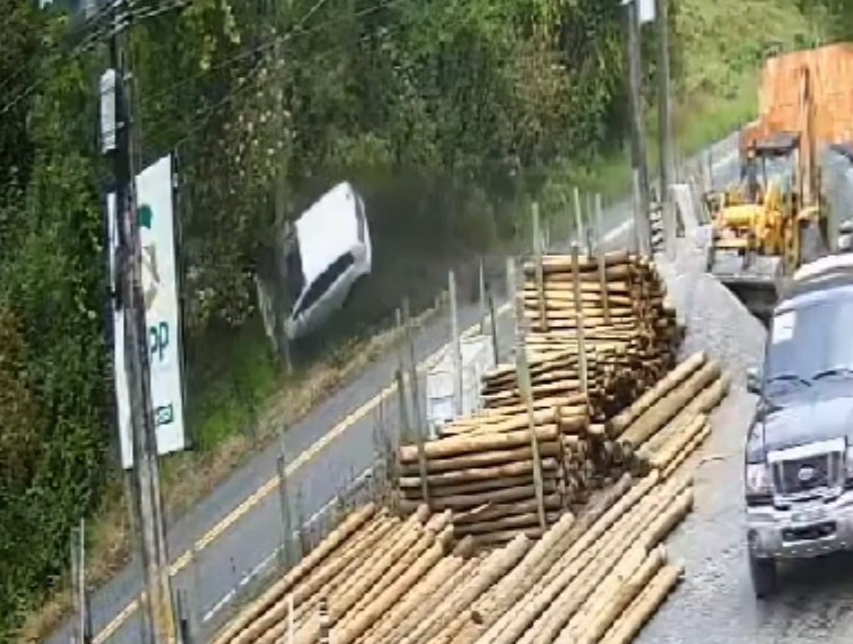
xmin=48 ymin=133 xmax=742 ymax=644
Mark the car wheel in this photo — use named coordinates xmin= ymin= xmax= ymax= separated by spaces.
xmin=749 ymin=553 xmax=777 ymax=599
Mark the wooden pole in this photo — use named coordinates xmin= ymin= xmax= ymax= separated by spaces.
xmin=478 ymin=258 xmax=487 ymax=335
xmin=570 ymin=243 xmax=589 ymax=397
xmin=276 ymin=443 xmax=295 ymax=570
xmin=70 ymin=524 xmax=81 ymax=644
xmin=403 ymin=299 xmax=424 ymax=461
xmin=626 ymin=0 xmax=651 ymax=232
xmin=595 ymin=194 xmax=611 ymax=325
xmin=632 ymin=168 xmax=650 ymax=256
xmin=80 ymin=519 xmax=92 ymax=644
xmin=512 ymin=278 xmax=547 ymax=530
xmin=401 ymin=367 xmax=429 ymax=504
xmin=448 ymin=270 xmax=463 ymax=417
xmin=573 ymin=187 xmax=584 ymax=247
xmin=657 ymin=0 xmax=676 ymax=259
xmin=319 ymin=597 xmax=330 ymax=644
xmin=488 ymin=290 xmax=499 ymax=366
xmin=394 ymin=308 xmax=412 ymax=441
xmin=288 ymin=594 xmax=295 ymax=644
xmin=395 ymin=368 xmax=412 ymax=441
xmin=532 ymin=203 xmax=547 ymax=331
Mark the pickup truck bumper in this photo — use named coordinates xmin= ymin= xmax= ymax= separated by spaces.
xmin=747 ymin=492 xmax=853 ymax=559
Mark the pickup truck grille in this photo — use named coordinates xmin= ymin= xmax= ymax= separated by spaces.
xmin=773 ymin=452 xmax=843 ymax=497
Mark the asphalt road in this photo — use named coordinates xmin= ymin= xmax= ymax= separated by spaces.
xmin=48 ymin=133 xmax=743 ymax=644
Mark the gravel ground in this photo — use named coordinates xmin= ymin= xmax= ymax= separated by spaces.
xmin=633 ymin=232 xmax=853 ymax=644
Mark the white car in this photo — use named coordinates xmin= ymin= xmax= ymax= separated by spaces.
xmin=283 ymin=182 xmax=372 ymax=340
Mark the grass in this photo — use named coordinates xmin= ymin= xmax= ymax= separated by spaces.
xmin=16 ymin=0 xmax=832 ymax=641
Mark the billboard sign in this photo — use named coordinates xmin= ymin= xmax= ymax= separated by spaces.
xmin=108 ymin=154 xmax=186 ymax=469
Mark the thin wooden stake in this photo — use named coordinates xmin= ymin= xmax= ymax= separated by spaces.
xmin=276 ymin=446 xmax=294 ymax=570
xmin=532 ymin=203 xmax=547 ymax=331
xmin=288 ymin=594 xmax=295 ymax=644
xmin=395 ymin=368 xmax=411 ymax=442
xmin=573 ymin=187 xmax=584 ymax=246
xmin=448 ymin=270 xmax=463 ymax=416
xmin=403 ymin=299 xmax=426 ymax=505
xmin=595 ymin=193 xmax=611 ymax=325
xmin=399 ymin=367 xmax=428 ymax=503
xmin=478 ymin=258 xmax=487 ymax=335
xmin=513 ymin=296 xmax=547 ymax=531
xmin=70 ymin=524 xmax=81 ymax=644
xmin=570 ymin=243 xmax=589 ymax=397
xmin=319 ymin=597 xmax=330 ymax=644
xmin=585 ymin=192 xmax=594 ymax=253
xmin=487 ymin=290 xmax=499 ymax=365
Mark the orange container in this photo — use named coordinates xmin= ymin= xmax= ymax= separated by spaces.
xmin=742 ymin=43 xmax=853 ymax=149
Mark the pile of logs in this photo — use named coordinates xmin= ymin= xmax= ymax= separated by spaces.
xmin=394 ymin=351 xmax=727 ymax=542
xmin=519 ymin=249 xmax=683 ymax=420
xmin=212 ymin=374 xmax=726 ymax=644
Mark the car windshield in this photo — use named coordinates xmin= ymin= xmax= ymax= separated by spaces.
xmin=766 ymin=295 xmax=853 ymax=388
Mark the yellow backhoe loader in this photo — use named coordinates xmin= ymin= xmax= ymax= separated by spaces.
xmin=705 ymin=65 xmax=830 ymax=325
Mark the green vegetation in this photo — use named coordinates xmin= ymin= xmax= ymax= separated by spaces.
xmin=0 ymin=0 xmax=839 ymax=640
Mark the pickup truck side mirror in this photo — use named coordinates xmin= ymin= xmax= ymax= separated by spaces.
xmin=746 ymin=367 xmax=762 ymax=395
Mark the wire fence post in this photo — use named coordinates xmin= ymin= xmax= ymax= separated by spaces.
xmin=276 ymin=438 xmax=295 ymax=571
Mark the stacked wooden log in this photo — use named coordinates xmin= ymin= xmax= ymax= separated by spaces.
xmin=395 ymin=421 xmax=567 ymax=546
xmin=212 ymin=378 xmax=727 ymax=644
xmin=519 ymin=249 xmax=683 ymax=419
xmin=605 ymin=350 xmax=730 ymax=476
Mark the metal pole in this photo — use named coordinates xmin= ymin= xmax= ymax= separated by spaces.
xmin=626 ymin=0 xmax=650 ymax=231
xmin=108 ymin=0 xmax=177 ymax=639
xmin=656 ymin=0 xmax=676 ymax=259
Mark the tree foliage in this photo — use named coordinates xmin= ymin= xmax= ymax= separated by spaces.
xmin=0 ymin=0 xmax=649 ymax=636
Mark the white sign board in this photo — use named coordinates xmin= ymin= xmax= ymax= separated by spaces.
xmin=621 ymin=0 xmax=656 ymax=24
xmin=108 ymin=154 xmax=186 ymax=469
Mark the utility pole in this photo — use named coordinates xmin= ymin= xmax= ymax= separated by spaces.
xmin=656 ymin=0 xmax=676 ymax=257
xmin=104 ymin=0 xmax=178 ymax=641
xmin=626 ymin=0 xmax=651 ymax=251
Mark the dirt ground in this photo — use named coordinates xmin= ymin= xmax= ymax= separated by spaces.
xmin=635 ymin=233 xmax=853 ymax=644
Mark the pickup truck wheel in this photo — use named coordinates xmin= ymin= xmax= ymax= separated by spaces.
xmin=749 ymin=554 xmax=777 ymax=599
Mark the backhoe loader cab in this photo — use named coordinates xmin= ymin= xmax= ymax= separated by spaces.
xmin=738 ymin=132 xmax=801 ymax=206
xmin=706 ymin=129 xmax=830 ymax=327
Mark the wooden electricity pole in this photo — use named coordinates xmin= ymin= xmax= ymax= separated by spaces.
xmin=626 ymin=0 xmax=651 ymax=250
xmin=105 ymin=0 xmax=177 ymax=641
xmin=656 ymin=0 xmax=676 ymax=257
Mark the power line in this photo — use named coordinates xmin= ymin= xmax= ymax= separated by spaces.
xmin=0 ymin=0 xmax=193 ymax=118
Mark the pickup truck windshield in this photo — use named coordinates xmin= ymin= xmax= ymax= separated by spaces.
xmin=766 ymin=295 xmax=853 ymax=386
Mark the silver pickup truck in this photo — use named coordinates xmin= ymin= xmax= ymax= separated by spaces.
xmin=744 ymin=253 xmax=853 ymax=597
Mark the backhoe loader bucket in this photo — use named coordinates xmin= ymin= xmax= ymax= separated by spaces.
xmin=706 ymin=250 xmax=784 ymax=326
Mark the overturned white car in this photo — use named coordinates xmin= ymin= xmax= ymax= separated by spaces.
xmin=256 ymin=182 xmax=372 ymax=349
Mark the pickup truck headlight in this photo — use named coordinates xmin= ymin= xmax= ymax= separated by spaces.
xmin=746 ymin=462 xmax=772 ymax=497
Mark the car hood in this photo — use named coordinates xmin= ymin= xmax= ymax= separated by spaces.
xmin=754 ymin=383 xmax=853 ymax=456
